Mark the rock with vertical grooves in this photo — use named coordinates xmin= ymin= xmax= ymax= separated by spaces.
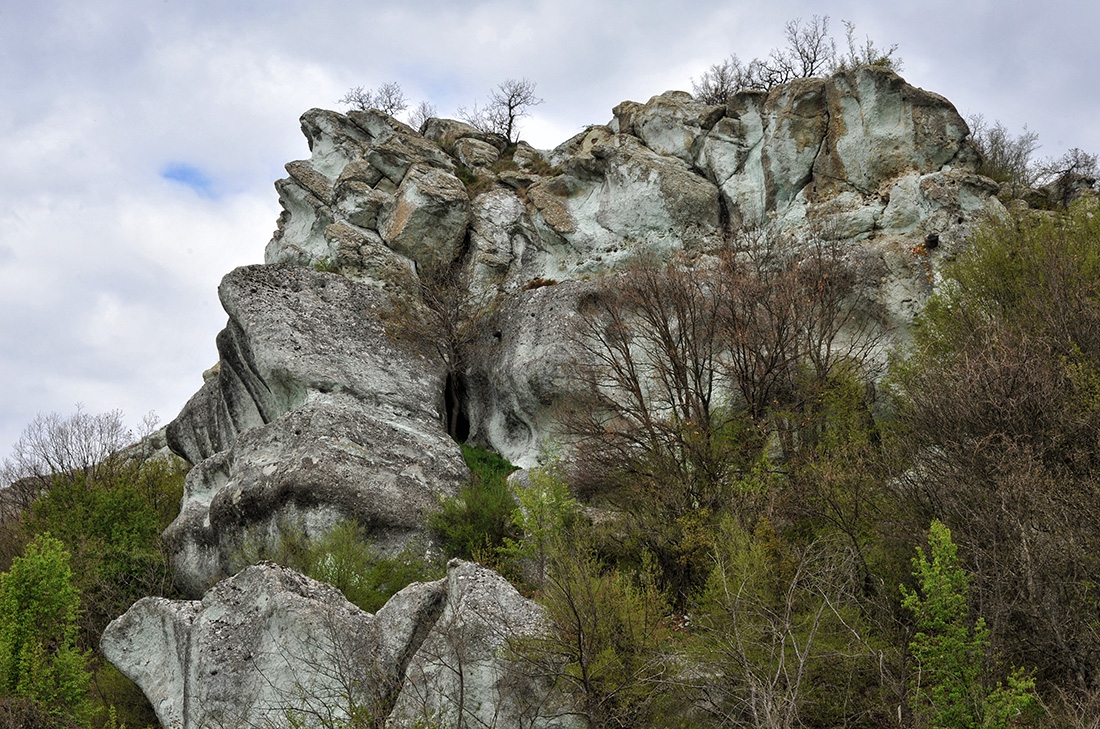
xmin=165 ymin=264 xmax=467 ymax=595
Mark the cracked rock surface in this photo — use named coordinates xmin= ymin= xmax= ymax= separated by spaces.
xmin=102 ymin=560 xmax=575 ymax=729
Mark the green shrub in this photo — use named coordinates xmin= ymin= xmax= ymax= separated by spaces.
xmin=511 ymin=538 xmax=676 ymax=728
xmin=499 ymin=467 xmax=581 ymax=588
xmin=312 ymin=256 xmax=340 ymax=273
xmin=901 ymin=521 xmax=1039 ymax=728
xmin=888 ymin=202 xmax=1100 ymax=687
xmin=0 ymin=534 xmax=92 ymax=726
xmin=429 ymin=445 xmax=518 ymax=563
xmin=233 ymin=519 xmax=442 ymax=613
xmin=24 ymin=462 xmax=183 ymax=646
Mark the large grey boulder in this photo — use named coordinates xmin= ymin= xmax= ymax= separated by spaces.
xmin=103 ymin=561 xmax=576 ymax=729
xmin=378 ymin=162 xmax=471 ymax=270
xmin=165 ymin=265 xmax=467 ymax=595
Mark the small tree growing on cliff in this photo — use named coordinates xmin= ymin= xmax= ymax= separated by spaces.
xmin=383 ymin=262 xmax=498 ymax=441
xmin=338 ymin=82 xmax=409 ymax=117
xmin=459 ymin=78 xmax=543 ymax=143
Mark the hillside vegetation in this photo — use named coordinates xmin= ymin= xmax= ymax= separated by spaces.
xmin=3 ymin=16 xmax=1100 ymax=725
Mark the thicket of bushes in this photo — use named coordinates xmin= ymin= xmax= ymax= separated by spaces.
xmin=0 ymin=420 xmax=187 ymax=729
xmin=437 ymin=204 xmax=1100 ymax=727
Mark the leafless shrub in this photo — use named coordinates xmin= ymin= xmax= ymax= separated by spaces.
xmin=339 ymin=82 xmax=409 ymax=117
xmin=692 ymin=16 xmax=902 ymax=102
xmin=833 ymin=20 xmax=903 ymax=73
xmin=459 ymin=78 xmax=543 ymax=143
xmin=967 ymin=114 xmax=1042 ymax=200
xmin=407 ymin=100 xmax=438 ymax=133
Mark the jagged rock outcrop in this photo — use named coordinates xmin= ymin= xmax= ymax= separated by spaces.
xmin=123 ymin=65 xmax=1011 ymax=724
xmin=103 ymin=560 xmax=576 ymax=729
xmin=162 ymin=66 xmax=1006 ymax=582
xmin=165 ymin=264 xmax=467 ymax=594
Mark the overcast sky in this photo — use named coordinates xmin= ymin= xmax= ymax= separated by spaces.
xmin=1 ymin=0 xmax=1097 ymax=461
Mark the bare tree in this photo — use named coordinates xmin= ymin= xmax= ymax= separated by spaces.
xmin=383 ymin=262 xmax=499 ymax=441
xmin=692 ymin=17 xmax=902 ymax=102
xmin=967 ymin=114 xmax=1042 ymax=200
xmin=754 ymin=15 xmax=836 ymax=89
xmin=692 ymin=55 xmax=755 ymax=105
xmin=338 ymin=82 xmax=409 ymax=117
xmin=1035 ymin=147 xmax=1099 ymax=207
xmin=407 ymin=100 xmax=438 ymax=132
xmin=0 ymin=406 xmax=132 ymax=512
xmin=460 ymin=78 xmax=543 ymax=143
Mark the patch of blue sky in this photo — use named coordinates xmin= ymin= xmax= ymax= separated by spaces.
xmin=162 ymin=163 xmax=217 ymax=198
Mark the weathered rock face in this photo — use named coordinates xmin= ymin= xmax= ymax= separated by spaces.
xmin=165 ymin=264 xmax=467 ymax=594
xmin=166 ymin=65 xmax=1003 ymax=581
xmin=129 ymin=66 xmax=1011 ymax=726
xmin=102 ymin=560 xmax=575 ymax=729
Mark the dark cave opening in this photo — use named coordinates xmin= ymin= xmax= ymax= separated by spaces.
xmin=444 ymin=371 xmax=470 ymax=443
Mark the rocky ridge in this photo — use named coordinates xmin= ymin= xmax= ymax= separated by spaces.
xmin=106 ymin=66 xmax=1006 ymax=727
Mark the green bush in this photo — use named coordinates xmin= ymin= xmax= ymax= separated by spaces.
xmin=888 ymin=201 xmax=1100 ymax=687
xmin=0 ymin=534 xmax=92 ymax=726
xmin=429 ymin=445 xmax=518 ymax=563
xmin=901 ymin=521 xmax=1039 ymax=728
xmin=512 ymin=537 xmax=677 ymax=728
xmin=25 ymin=462 xmax=183 ymax=646
xmin=233 ymin=519 xmax=442 ymax=613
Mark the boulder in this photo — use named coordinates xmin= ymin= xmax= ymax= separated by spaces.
xmin=103 ymin=561 xmax=575 ymax=729
xmin=812 ymin=66 xmax=969 ymax=199
xmin=524 ymin=129 xmax=723 ymax=279
xmin=379 ymin=163 xmax=471 ymax=270
xmin=614 ymin=90 xmax=725 ymax=165
xmin=165 ymin=264 xmax=466 ymax=595
xmin=101 ymin=562 xmax=446 ymax=729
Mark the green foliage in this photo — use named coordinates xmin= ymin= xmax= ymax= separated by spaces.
xmin=889 ymin=202 xmax=1100 ymax=687
xmin=499 ymin=466 xmax=581 ymax=588
xmin=429 ymin=445 xmax=518 ymax=563
xmin=513 ymin=538 xmax=676 ymax=728
xmin=89 ymin=663 xmax=159 ymax=729
xmin=691 ymin=517 xmax=894 ymax=727
xmin=234 ymin=518 xmax=442 ymax=613
xmin=901 ymin=521 xmax=1038 ymax=729
xmin=312 ymin=256 xmax=340 ymax=273
xmin=0 ymin=534 xmax=92 ymax=726
xmin=24 ymin=460 xmax=184 ymax=646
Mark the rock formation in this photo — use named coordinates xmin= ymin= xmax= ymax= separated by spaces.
xmin=164 ymin=265 xmax=468 ymax=595
xmin=106 ymin=66 xmax=1009 ymax=726
xmin=103 ymin=560 xmax=575 ymax=728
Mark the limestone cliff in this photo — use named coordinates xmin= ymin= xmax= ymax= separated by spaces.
xmin=106 ymin=67 xmax=1007 ymax=727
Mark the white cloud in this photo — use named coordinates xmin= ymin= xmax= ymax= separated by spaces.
xmin=1 ymin=0 xmax=1099 ymax=461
